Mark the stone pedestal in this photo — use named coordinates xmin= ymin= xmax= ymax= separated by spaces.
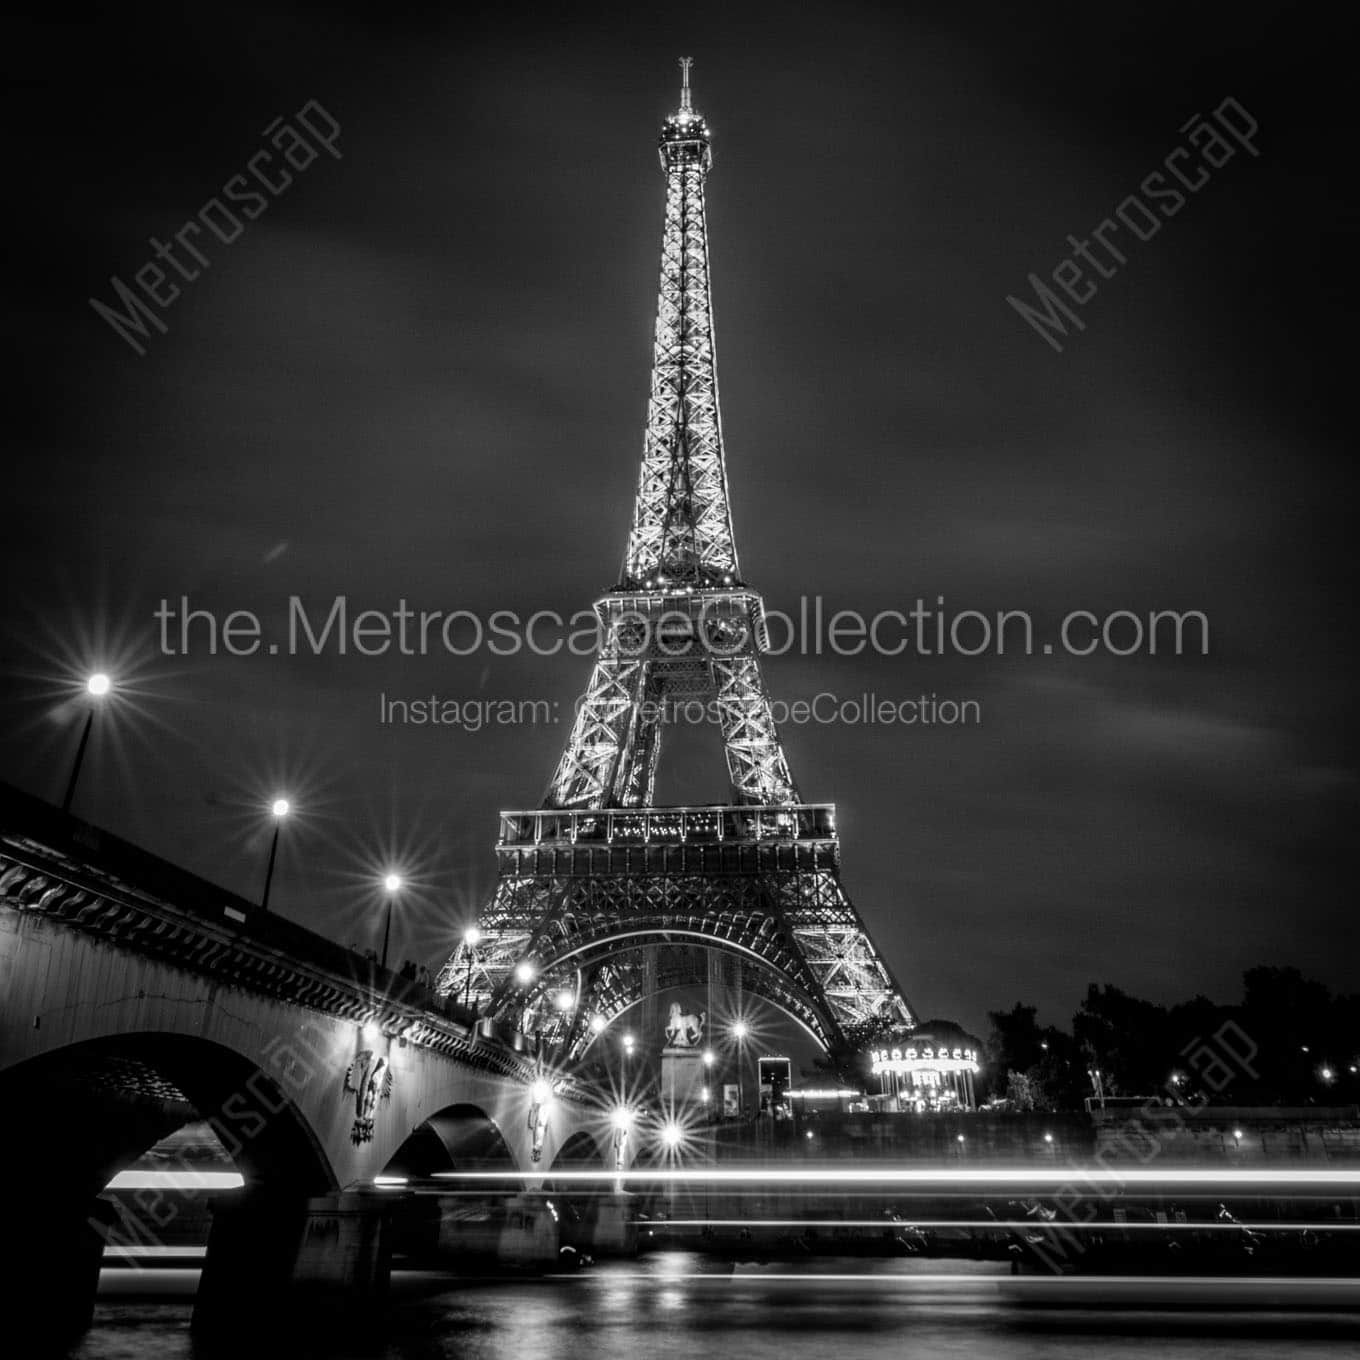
xmin=194 ymin=1189 xmax=394 ymax=1335
xmin=660 ymin=1045 xmax=707 ymax=1111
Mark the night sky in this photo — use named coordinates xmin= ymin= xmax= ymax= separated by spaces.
xmin=4 ymin=3 xmax=1352 ymax=1041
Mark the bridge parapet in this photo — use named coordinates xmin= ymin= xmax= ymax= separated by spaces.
xmin=0 ymin=782 xmax=533 ymax=1079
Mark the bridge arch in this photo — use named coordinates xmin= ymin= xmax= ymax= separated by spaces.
xmin=512 ymin=929 xmax=835 ymax=1060
xmin=0 ymin=1030 xmax=336 ymax=1197
xmin=383 ymin=1102 xmax=517 ymax=1177
xmin=547 ymin=1128 xmax=608 ymax=1171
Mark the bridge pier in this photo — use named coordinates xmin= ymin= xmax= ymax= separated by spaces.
xmin=0 ymin=1190 xmax=115 ymax=1344
xmin=194 ymin=1189 xmax=394 ymax=1336
xmin=589 ymin=1193 xmax=638 ymax=1256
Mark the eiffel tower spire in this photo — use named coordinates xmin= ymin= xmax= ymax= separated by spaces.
xmin=622 ymin=57 xmax=740 ymax=591
xmin=437 ymin=66 xmax=916 ymax=1071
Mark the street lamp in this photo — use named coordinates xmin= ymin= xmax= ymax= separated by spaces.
xmin=731 ymin=1021 xmax=750 ymax=1113
xmin=461 ymin=925 xmax=481 ymax=1008
xmin=515 ymin=961 xmax=536 ymax=986
xmin=380 ymin=873 xmax=402 ymax=970
xmin=260 ymin=797 xmax=290 ymax=912
xmin=62 ymin=673 xmax=113 ymax=814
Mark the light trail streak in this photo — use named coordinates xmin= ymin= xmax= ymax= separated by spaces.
xmin=106 ymin=1171 xmax=244 ymax=1190
xmin=429 ymin=1168 xmax=1360 ymax=1187
xmin=640 ymin=1219 xmax=1360 ymax=1232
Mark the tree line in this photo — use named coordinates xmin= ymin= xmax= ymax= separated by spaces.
xmin=984 ymin=967 xmax=1359 ymax=1111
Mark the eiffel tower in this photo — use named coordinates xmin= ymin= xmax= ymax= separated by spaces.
xmin=437 ymin=60 xmax=915 ymax=1068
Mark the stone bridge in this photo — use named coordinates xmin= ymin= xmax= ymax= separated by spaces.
xmin=0 ymin=783 xmax=611 ymax=1340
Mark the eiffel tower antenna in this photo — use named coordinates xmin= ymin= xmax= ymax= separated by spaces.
xmin=438 ymin=68 xmax=916 ymax=1074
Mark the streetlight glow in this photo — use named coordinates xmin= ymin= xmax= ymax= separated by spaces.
xmin=590 ymin=1014 xmax=607 ymax=1034
xmin=554 ymin=990 xmax=575 ymax=1012
xmin=702 ymin=1049 xmax=715 ymax=1067
xmin=63 ymin=672 xmax=117 ymax=814
xmin=530 ymin=1079 xmax=554 ymax=1106
xmin=732 ymin=1021 xmax=749 ymax=1040
xmin=662 ymin=1121 xmax=682 ymax=1149
xmin=463 ymin=925 xmax=481 ymax=947
xmin=260 ymin=796 xmax=292 ymax=911
xmin=515 ymin=961 xmax=536 ymax=985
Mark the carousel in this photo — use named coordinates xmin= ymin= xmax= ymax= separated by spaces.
xmin=866 ymin=1018 xmax=983 ymax=1112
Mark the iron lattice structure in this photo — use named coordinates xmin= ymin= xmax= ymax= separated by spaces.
xmin=437 ymin=62 xmax=914 ymax=1066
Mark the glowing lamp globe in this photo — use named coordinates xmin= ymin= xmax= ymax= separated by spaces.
xmin=86 ymin=673 xmax=112 ymax=697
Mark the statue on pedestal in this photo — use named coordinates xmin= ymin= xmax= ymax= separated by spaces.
xmin=664 ymin=1002 xmax=706 ymax=1048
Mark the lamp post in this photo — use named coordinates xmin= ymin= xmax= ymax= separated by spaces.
xmin=260 ymin=798 xmax=290 ymax=912
xmin=461 ymin=925 xmax=481 ymax=1008
xmin=732 ymin=1020 xmax=749 ymax=1115
xmin=380 ymin=873 xmax=402 ymax=970
xmin=62 ymin=673 xmax=112 ymax=814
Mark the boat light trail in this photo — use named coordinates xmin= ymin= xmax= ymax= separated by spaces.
xmin=428 ymin=1167 xmax=1360 ymax=1187
xmin=106 ymin=1171 xmax=244 ymax=1190
xmin=644 ymin=1219 xmax=1360 ymax=1232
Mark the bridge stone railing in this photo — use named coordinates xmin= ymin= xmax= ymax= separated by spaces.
xmin=0 ymin=781 xmax=535 ymax=1080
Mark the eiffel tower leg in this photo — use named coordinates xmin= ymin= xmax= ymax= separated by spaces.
xmin=768 ymin=870 xmax=914 ymax=1051
xmin=712 ymin=656 xmax=799 ymax=804
xmin=544 ymin=656 xmax=646 ymax=809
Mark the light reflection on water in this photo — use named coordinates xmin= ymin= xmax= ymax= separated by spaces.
xmin=71 ymin=1256 xmax=1360 ymax=1360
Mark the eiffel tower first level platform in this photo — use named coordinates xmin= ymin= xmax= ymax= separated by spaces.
xmin=436 ymin=60 xmax=915 ymax=1068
